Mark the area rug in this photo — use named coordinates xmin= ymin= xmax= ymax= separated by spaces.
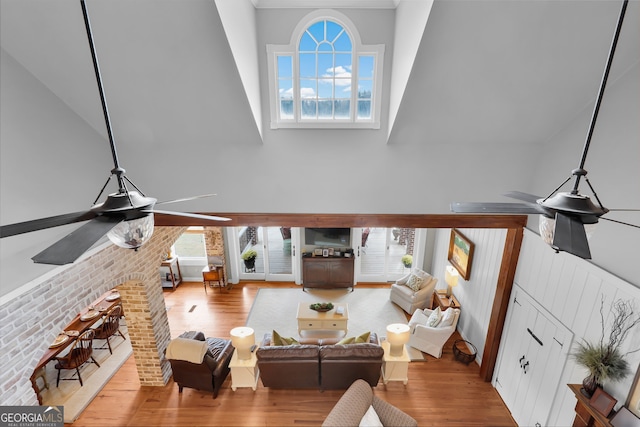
xmin=40 ymin=322 xmax=132 ymax=423
xmin=246 ymin=288 xmax=425 ymax=361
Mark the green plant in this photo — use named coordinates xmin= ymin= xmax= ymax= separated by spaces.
xmin=401 ymin=254 xmax=413 ymax=268
xmin=241 ymin=249 xmax=258 ymax=261
xmin=573 ymin=298 xmax=640 ymax=390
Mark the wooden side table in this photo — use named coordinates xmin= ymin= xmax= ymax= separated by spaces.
xmin=229 ymin=350 xmax=260 ymax=391
xmin=432 ymin=289 xmax=461 ymax=311
xmin=202 ymin=265 xmax=225 ymax=292
xmin=161 ymin=257 xmax=182 ymax=290
xmin=380 ymin=341 xmax=410 ymax=385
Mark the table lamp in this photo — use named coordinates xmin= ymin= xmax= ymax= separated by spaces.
xmin=445 ymin=264 xmax=459 ymax=298
xmin=230 ymin=326 xmax=255 ymax=360
xmin=386 ymin=323 xmax=410 ymax=357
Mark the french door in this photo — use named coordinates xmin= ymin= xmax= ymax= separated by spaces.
xmin=233 ymin=226 xmax=298 ymax=282
xmin=355 ymin=227 xmax=423 ymax=282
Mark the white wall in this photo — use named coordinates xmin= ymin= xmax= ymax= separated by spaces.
xmin=505 ymin=229 xmax=640 ymax=425
xmin=430 ymin=227 xmax=506 ymax=365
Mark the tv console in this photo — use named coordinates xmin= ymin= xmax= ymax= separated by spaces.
xmin=302 ymin=256 xmax=354 ymax=291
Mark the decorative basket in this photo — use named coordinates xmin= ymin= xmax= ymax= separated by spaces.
xmin=453 ymin=339 xmax=477 ymax=365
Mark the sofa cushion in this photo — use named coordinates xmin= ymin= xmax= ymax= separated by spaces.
xmin=272 ymin=330 xmax=300 ymax=346
xmin=166 ymin=338 xmax=208 ymax=364
xmin=439 ymin=308 xmax=456 ymax=327
xmin=360 ymin=405 xmax=383 ymax=427
xmin=337 ymin=331 xmax=371 ymax=345
xmin=320 ymin=343 xmax=384 ymax=360
xmin=256 ymin=345 xmax=319 ymax=361
xmin=405 ymin=274 xmax=425 ymax=291
xmin=427 ymin=307 xmax=443 ymax=327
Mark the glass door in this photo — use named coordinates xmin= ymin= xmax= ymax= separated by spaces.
xmin=236 ymin=226 xmax=296 ymax=281
xmin=357 ymin=227 xmax=416 ymax=282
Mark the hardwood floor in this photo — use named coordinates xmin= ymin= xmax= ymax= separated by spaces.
xmin=70 ymin=282 xmax=516 ymax=426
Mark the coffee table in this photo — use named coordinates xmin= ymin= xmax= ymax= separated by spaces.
xmin=296 ymin=302 xmax=349 ymax=335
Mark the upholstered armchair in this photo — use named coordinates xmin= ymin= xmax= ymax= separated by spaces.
xmin=166 ymin=331 xmax=234 ymax=398
xmin=389 ymin=268 xmax=438 ymax=314
xmin=322 ymin=379 xmax=417 ymax=427
xmin=408 ymin=307 xmax=460 ymax=358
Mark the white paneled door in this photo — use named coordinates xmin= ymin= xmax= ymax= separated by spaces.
xmin=494 ymin=286 xmax=574 ymax=427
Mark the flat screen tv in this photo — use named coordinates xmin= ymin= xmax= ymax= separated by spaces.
xmin=304 ymin=228 xmax=351 ymax=247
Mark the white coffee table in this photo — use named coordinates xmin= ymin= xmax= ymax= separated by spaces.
xmin=296 ymin=302 xmax=348 ymax=335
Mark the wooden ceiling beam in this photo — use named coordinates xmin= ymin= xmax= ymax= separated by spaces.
xmin=154 ymin=212 xmax=528 ymax=229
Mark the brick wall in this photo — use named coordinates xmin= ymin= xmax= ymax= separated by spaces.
xmin=0 ymin=226 xmax=185 ymax=405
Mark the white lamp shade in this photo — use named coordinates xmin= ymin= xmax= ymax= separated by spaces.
xmin=230 ymin=326 xmax=255 ymax=360
xmin=445 ymin=264 xmax=460 ymax=297
xmin=386 ymin=323 xmax=410 ymax=357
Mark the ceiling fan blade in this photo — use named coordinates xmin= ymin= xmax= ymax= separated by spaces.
xmin=552 ymin=212 xmax=591 ymax=259
xmin=149 ymin=209 xmax=231 ymax=222
xmin=155 ymin=194 xmax=217 ymax=206
xmin=32 ymin=216 xmax=121 ymax=265
xmin=1 ymin=210 xmax=98 ymax=238
xmin=503 ymin=191 xmax=543 ymax=204
xmin=451 ymin=202 xmax=546 ymax=215
xmin=600 ymin=217 xmax=640 ymax=229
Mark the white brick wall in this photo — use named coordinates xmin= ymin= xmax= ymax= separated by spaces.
xmin=0 ymin=226 xmax=185 ymax=405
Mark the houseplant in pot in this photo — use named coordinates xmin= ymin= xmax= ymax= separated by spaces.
xmin=401 ymin=254 xmax=413 ymax=269
xmin=241 ymin=249 xmax=258 ymax=271
xmin=573 ymin=298 xmax=640 ymax=397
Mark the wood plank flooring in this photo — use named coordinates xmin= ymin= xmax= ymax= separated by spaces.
xmin=69 ymin=282 xmax=516 ymax=426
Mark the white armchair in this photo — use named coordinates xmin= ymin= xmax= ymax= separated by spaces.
xmin=408 ymin=307 xmax=460 ymax=358
xmin=389 ymin=268 xmax=437 ymax=314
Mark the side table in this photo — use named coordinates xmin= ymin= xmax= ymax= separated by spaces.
xmin=229 ymin=350 xmax=260 ymax=391
xmin=161 ymin=257 xmax=182 ymax=290
xmin=432 ymin=289 xmax=461 ymax=311
xmin=380 ymin=341 xmax=410 ymax=385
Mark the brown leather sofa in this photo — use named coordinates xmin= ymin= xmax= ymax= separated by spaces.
xmin=256 ymin=333 xmax=384 ymax=390
xmin=166 ymin=331 xmax=234 ymax=398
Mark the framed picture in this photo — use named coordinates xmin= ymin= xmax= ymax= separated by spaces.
xmin=627 ymin=367 xmax=640 ymax=418
xmin=314 ymin=248 xmax=323 ymax=256
xmin=590 ymin=387 xmax=618 ymax=417
xmin=448 ymin=229 xmax=475 ymax=280
xmin=322 ymin=249 xmax=329 ymax=257
xmin=328 ymin=248 xmax=335 ymax=256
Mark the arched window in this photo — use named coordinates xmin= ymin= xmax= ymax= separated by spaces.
xmin=267 ymin=10 xmax=384 ymax=129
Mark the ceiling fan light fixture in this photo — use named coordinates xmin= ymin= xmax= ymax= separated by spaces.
xmin=539 ymin=215 xmax=555 ymax=246
xmin=107 ymin=214 xmax=154 ymax=249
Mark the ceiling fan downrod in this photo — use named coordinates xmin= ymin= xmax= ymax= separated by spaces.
xmin=571 ymin=0 xmax=628 ymax=196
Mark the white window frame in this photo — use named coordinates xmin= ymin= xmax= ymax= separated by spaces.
xmin=267 ymin=9 xmax=384 ymax=130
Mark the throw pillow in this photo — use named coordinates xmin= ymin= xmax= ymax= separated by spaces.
xmin=337 ymin=336 xmax=355 ymax=345
xmin=405 ymin=274 xmax=425 ymax=292
xmin=359 ymin=405 xmax=383 ymax=427
xmin=440 ymin=308 xmax=456 ymax=327
xmin=337 ymin=331 xmax=370 ymax=345
xmin=427 ymin=307 xmax=442 ymax=327
xmin=272 ymin=330 xmax=299 ymax=346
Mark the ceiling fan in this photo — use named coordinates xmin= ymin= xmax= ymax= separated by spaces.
xmin=451 ymin=0 xmax=639 ymax=260
xmin=0 ymin=0 xmax=230 ymax=265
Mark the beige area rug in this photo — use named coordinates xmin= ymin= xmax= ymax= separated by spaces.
xmin=246 ymin=288 xmax=425 ymax=361
xmin=40 ymin=322 xmax=132 ymax=423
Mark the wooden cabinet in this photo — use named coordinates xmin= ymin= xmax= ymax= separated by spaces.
xmin=432 ymin=290 xmax=461 ymax=311
xmin=302 ymin=257 xmax=354 ymax=290
xmin=568 ymin=384 xmax=613 ymax=427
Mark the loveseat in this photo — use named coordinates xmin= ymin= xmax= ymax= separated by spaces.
xmin=166 ymin=331 xmax=234 ymax=398
xmin=256 ymin=333 xmax=384 ymax=390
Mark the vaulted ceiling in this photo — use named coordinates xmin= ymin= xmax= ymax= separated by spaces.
xmin=1 ymin=0 xmax=639 ymax=288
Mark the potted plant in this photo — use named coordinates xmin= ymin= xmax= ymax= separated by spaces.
xmin=241 ymin=249 xmax=258 ymax=271
xmin=573 ymin=298 xmax=640 ymax=397
xmin=401 ymin=254 xmax=413 ymax=269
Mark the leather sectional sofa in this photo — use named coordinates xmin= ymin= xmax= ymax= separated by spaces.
xmin=256 ymin=333 xmax=384 ymax=390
